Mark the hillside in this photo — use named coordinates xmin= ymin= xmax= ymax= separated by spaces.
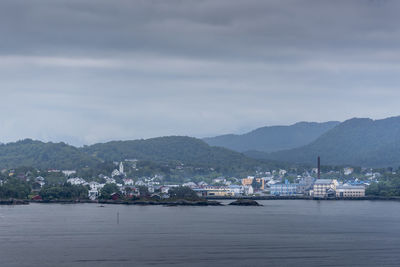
xmin=0 ymin=139 xmax=100 ymax=169
xmin=254 ymin=117 xmax=400 ymax=168
xmin=81 ymin=136 xmax=269 ymax=172
xmin=203 ymin=121 xmax=340 ymax=153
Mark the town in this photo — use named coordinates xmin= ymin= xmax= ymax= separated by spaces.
xmin=0 ymin=156 xmax=386 ymax=202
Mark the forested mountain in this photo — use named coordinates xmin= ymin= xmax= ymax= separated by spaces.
xmin=0 ymin=137 xmax=278 ymax=174
xmin=251 ymin=117 xmax=400 ymax=168
xmin=203 ymin=121 xmax=340 ymax=153
xmin=0 ymin=139 xmax=100 ymax=169
xmin=81 ymin=136 xmax=272 ymax=172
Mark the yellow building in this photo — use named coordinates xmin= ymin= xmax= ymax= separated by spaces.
xmin=202 ymin=186 xmax=235 ymax=197
xmin=336 ymin=185 xmax=365 ymax=198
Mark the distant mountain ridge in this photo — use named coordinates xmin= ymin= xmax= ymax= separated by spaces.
xmin=0 ymin=137 xmax=276 ymax=173
xmin=203 ymin=121 xmax=340 ymax=153
xmin=0 ymin=139 xmax=99 ymax=169
xmin=250 ymin=116 xmax=400 ymax=168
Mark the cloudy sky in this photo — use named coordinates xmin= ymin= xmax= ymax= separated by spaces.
xmin=1 ymin=0 xmax=399 ymax=146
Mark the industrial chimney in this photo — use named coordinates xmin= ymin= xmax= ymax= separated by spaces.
xmin=317 ymin=156 xmax=321 ymax=179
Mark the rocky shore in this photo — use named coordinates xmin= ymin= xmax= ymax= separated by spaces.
xmin=229 ymin=199 xmax=262 ymax=206
xmin=0 ymin=199 xmax=29 ymax=205
xmin=98 ymin=199 xmax=223 ymax=206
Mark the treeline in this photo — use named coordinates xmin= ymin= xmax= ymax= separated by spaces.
xmin=366 ymin=173 xmax=400 ymax=197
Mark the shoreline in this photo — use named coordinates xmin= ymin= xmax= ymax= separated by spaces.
xmin=1 ymin=196 xmax=400 ymax=206
xmin=205 ymin=195 xmax=400 ymax=201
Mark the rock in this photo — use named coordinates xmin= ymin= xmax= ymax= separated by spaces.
xmin=229 ymin=199 xmax=262 ymax=206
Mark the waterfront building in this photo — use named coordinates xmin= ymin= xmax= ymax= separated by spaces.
xmin=270 ymin=180 xmax=298 ymax=196
xmin=241 ymin=177 xmax=265 ymax=190
xmin=296 ymin=176 xmax=315 ymax=195
xmin=194 ymin=186 xmax=235 ymax=197
xmin=228 ymin=185 xmax=244 ymax=196
xmin=312 ymin=179 xmax=338 ymax=198
xmin=336 ymin=185 xmax=365 ymax=198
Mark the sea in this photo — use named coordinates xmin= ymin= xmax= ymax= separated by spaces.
xmin=0 ymin=200 xmax=399 ymax=267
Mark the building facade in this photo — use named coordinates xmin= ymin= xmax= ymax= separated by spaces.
xmin=312 ymin=179 xmax=338 ymax=198
xmin=270 ymin=180 xmax=298 ymax=196
xmin=336 ymin=185 xmax=365 ymax=198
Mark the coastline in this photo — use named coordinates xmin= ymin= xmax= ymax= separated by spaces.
xmin=1 ymin=196 xmax=400 ymax=206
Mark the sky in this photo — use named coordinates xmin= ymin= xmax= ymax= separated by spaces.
xmin=1 ymin=0 xmax=400 ymax=146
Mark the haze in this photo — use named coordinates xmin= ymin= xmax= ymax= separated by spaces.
xmin=1 ymin=0 xmax=399 ymax=146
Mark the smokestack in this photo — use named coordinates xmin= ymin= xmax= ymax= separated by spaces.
xmin=317 ymin=156 xmax=321 ymax=179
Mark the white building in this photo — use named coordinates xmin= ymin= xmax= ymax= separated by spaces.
xmin=183 ymin=182 xmax=197 ymax=188
xmin=244 ymin=185 xmax=254 ymax=195
xmin=111 ymin=169 xmax=121 ymax=178
xmin=312 ymin=179 xmax=339 ymax=198
xmin=88 ymin=189 xmax=99 ymax=200
xmin=119 ymin=162 xmax=124 ymax=174
xmin=344 ymin=167 xmax=354 ymax=176
xmin=123 ymin=178 xmax=134 ymax=186
xmin=62 ymin=170 xmax=76 ymax=177
xmin=105 ymin=177 xmax=116 ymax=184
xmin=67 ymin=177 xmax=87 ymax=186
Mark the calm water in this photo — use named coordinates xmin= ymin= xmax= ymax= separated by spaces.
xmin=0 ymin=200 xmax=399 ymax=267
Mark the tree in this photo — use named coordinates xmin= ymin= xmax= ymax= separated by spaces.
xmin=138 ymin=186 xmax=149 ymax=198
xmin=168 ymin=186 xmax=199 ymax=200
xmin=99 ymin=183 xmax=120 ymax=199
xmin=39 ymin=183 xmax=88 ymax=200
xmin=0 ymin=178 xmax=31 ymax=199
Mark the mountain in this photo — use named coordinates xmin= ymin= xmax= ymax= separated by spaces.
xmin=203 ymin=121 xmax=340 ymax=153
xmin=253 ymin=116 xmax=400 ymax=168
xmin=0 ymin=139 xmax=100 ymax=169
xmin=81 ymin=136 xmax=269 ymax=171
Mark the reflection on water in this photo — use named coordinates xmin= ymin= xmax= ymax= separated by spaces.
xmin=0 ymin=200 xmax=399 ymax=266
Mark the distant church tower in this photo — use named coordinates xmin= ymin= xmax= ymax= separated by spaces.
xmin=119 ymin=162 xmax=124 ymax=174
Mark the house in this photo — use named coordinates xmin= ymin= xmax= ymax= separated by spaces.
xmin=31 ymin=195 xmax=42 ymax=200
xmin=67 ymin=177 xmax=87 ymax=185
xmin=111 ymin=192 xmax=120 ymax=200
xmin=312 ymin=179 xmax=339 ymax=198
xmin=62 ymin=170 xmax=76 ymax=176
xmin=123 ymin=178 xmax=134 ymax=186
xmin=182 ymin=182 xmax=197 ymax=188
xmin=88 ymin=189 xmax=99 ymax=200
xmin=228 ymin=185 xmax=244 ymax=196
xmin=111 ymin=169 xmax=121 ymax=178
xmin=244 ymin=185 xmax=254 ymax=195
xmin=344 ymin=167 xmax=354 ymax=176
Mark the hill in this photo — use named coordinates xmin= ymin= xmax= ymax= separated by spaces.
xmin=0 ymin=139 xmax=100 ymax=169
xmin=81 ymin=136 xmax=271 ymax=173
xmin=253 ymin=117 xmax=400 ymax=168
xmin=203 ymin=121 xmax=340 ymax=153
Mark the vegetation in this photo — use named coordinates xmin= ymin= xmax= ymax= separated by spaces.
xmin=99 ymin=183 xmax=120 ymax=199
xmin=366 ymin=173 xmax=400 ymax=197
xmin=0 ymin=179 xmax=31 ymax=199
xmin=0 ymin=139 xmax=99 ymax=169
xmin=168 ymin=186 xmax=199 ymax=200
xmin=252 ymin=116 xmax=400 ymax=168
xmin=39 ymin=183 xmax=89 ymax=200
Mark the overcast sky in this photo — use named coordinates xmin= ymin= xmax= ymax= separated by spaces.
xmin=1 ymin=0 xmax=399 ymax=146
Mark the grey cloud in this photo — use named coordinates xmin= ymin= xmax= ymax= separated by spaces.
xmin=0 ymin=0 xmax=400 ymax=145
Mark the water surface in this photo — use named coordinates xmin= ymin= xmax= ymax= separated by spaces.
xmin=0 ymin=200 xmax=399 ymax=266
